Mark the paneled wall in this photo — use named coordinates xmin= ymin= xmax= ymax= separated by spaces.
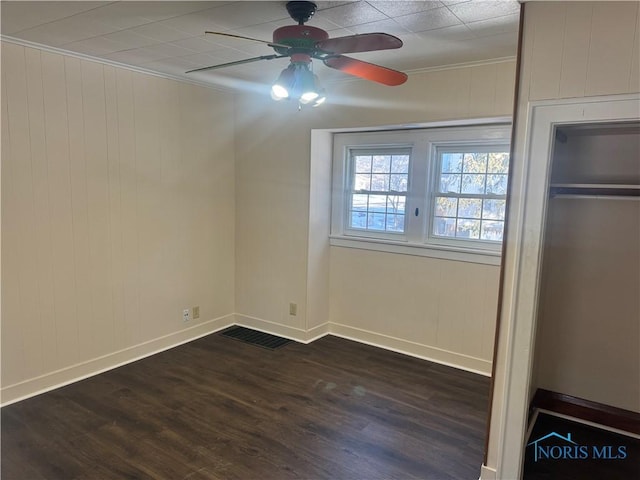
xmin=485 ymin=2 xmax=640 ymax=477
xmin=1 ymin=42 xmax=236 ymax=404
xmin=522 ymin=1 xmax=639 ymax=101
xmin=330 ymin=249 xmax=500 ymax=373
xmin=234 ymin=60 xmax=516 ymax=372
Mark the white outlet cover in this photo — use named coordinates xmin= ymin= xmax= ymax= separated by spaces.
xmin=183 ymin=309 xmax=190 ymax=321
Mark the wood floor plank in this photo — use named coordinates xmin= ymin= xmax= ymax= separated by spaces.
xmin=1 ymin=333 xmax=490 ymax=479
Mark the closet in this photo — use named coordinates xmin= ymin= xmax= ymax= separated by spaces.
xmin=532 ymin=121 xmax=640 ymax=413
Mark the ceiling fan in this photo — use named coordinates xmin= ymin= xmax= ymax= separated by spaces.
xmin=186 ymin=1 xmax=407 ymax=106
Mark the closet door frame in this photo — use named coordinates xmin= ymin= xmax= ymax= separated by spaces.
xmin=492 ymin=93 xmax=640 ymax=479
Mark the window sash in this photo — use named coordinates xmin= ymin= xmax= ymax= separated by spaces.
xmin=345 ymin=147 xmax=412 ymax=237
xmin=427 ymin=145 xmax=509 ymax=248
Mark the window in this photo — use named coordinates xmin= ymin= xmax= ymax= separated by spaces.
xmin=331 ymin=123 xmax=511 ymax=261
xmin=431 ymin=147 xmax=509 ymax=243
xmin=348 ymin=148 xmax=410 ymax=234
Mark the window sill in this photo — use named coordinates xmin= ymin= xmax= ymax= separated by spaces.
xmin=329 ymin=235 xmax=501 ymax=266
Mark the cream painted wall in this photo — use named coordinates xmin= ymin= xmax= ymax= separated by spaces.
xmin=234 ymin=60 xmax=516 ymax=366
xmin=233 ymin=106 xmax=316 ymax=338
xmin=485 ymin=2 xmax=640 ymax=478
xmin=330 ymin=248 xmax=500 ymax=373
xmin=1 ymin=42 xmax=236 ymax=404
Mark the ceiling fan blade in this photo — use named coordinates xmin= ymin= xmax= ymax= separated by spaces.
xmin=316 ymin=33 xmax=403 ymax=55
xmin=323 ymin=55 xmax=408 ymax=86
xmin=205 ymin=31 xmax=291 ymax=50
xmin=185 ymin=54 xmax=286 ymax=74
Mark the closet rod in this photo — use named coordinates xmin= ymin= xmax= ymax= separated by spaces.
xmin=550 ymin=194 xmax=640 ymax=201
xmin=549 ymin=185 xmax=640 ymax=197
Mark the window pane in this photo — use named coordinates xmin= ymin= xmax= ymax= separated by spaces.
xmin=389 ymin=174 xmax=408 ymax=192
xmin=430 ymin=147 xmax=509 ymax=245
xmin=368 ymin=194 xmax=387 ymax=213
xmin=354 ymin=174 xmax=371 ymax=191
xmin=387 ymin=195 xmax=406 ymax=215
xmin=456 ymin=219 xmax=481 ymax=239
xmin=372 ymin=155 xmax=391 ymax=173
xmin=433 ymin=217 xmax=456 ymax=237
xmin=481 ymin=220 xmax=504 ymax=241
xmin=482 ymin=199 xmax=506 ymax=220
xmin=349 ymin=193 xmax=405 ymax=233
xmin=386 ymin=214 xmax=405 ymax=232
xmin=391 ymin=155 xmax=409 ymax=173
xmin=486 ymin=174 xmax=508 ymax=195
xmin=367 ymin=212 xmax=386 ymax=230
xmin=458 ymin=198 xmax=482 ymax=218
xmin=439 ymin=174 xmax=461 ymax=193
xmin=441 ymin=153 xmax=463 ymax=173
xmin=461 ymin=174 xmax=486 ymax=194
xmin=435 ymin=197 xmax=457 ymax=217
xmin=371 ymin=174 xmax=389 ymax=191
xmin=351 ymin=194 xmax=368 ymax=211
xmin=463 ymin=153 xmax=487 ymax=173
xmin=350 ymin=211 xmax=367 ymax=229
xmin=488 ymin=152 xmax=509 ymax=173
xmin=354 ymin=155 xmax=371 ymax=173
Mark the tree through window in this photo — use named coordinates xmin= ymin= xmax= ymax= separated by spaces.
xmin=432 ymin=148 xmax=509 ymax=242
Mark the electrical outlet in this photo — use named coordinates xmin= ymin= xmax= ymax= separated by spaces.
xmin=193 ymin=306 xmax=200 ymax=319
xmin=289 ymin=302 xmax=297 ymax=316
xmin=183 ymin=308 xmax=190 ymax=322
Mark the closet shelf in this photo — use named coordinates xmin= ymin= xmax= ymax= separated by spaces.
xmin=549 ymin=183 xmax=640 ymax=198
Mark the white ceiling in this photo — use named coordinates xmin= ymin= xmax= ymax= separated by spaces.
xmin=1 ymin=1 xmax=520 ymax=90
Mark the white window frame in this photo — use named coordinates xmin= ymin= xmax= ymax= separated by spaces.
xmin=426 ymin=141 xmax=510 ymax=251
xmin=330 ymin=122 xmax=512 ymax=265
xmin=340 ymin=141 xmax=416 ymax=242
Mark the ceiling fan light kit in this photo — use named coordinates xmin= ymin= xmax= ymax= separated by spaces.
xmin=187 ymin=1 xmax=407 ymax=108
xmin=270 ymin=55 xmax=326 ymax=108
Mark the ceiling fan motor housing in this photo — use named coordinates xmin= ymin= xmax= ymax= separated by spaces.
xmin=272 ymin=25 xmax=329 ymax=54
xmin=286 ymin=1 xmax=318 ymax=24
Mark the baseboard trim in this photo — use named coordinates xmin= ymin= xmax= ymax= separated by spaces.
xmin=531 ymin=389 xmax=640 ymax=435
xmin=329 ymin=323 xmax=492 ymax=376
xmin=479 ymin=464 xmax=497 ymax=480
xmin=306 ymin=322 xmax=330 ymax=342
xmin=0 ymin=314 xmax=234 ymax=407
xmin=2 ymin=315 xmax=491 ymax=406
xmin=233 ymin=314 xmax=310 ymax=343
xmin=232 ymin=315 xmax=330 ymax=344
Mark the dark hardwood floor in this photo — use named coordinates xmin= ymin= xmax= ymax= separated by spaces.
xmin=1 ymin=333 xmax=490 ymax=479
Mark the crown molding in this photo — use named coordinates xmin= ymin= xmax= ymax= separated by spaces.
xmin=404 ymin=56 xmax=517 ymax=75
xmin=0 ymin=35 xmax=232 ymax=93
xmin=325 ymin=56 xmax=517 ymax=86
xmin=1 ymin=35 xmax=517 ymax=93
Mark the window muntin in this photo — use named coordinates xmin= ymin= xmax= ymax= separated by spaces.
xmin=347 ymin=148 xmax=410 ymax=234
xmin=431 ymin=146 xmax=509 ymax=244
